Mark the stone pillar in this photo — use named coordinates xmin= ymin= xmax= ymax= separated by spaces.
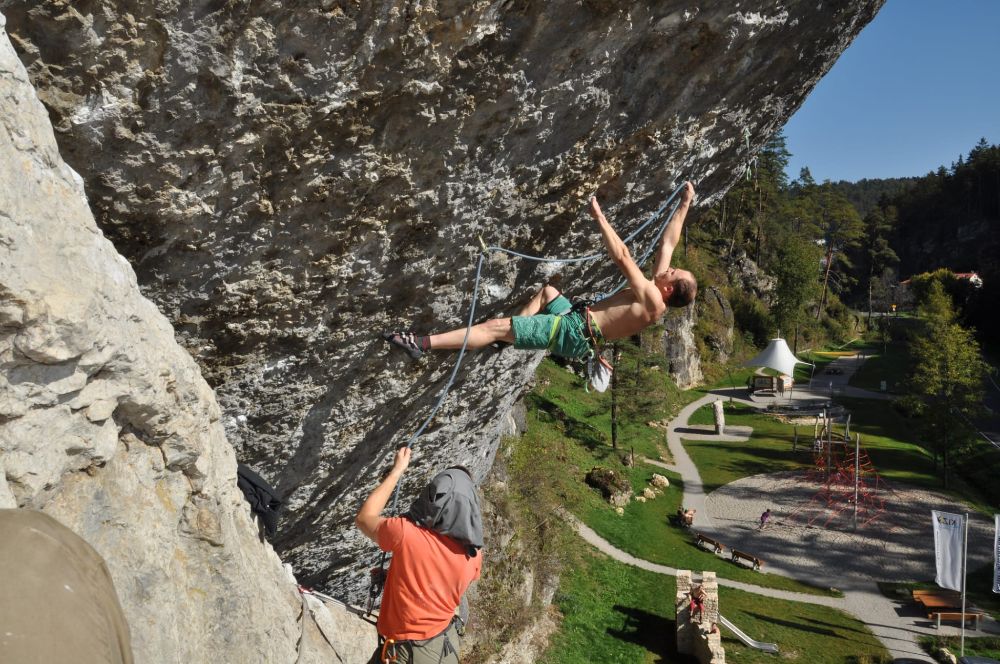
xmin=676 ymin=571 xmax=726 ymax=664
xmin=713 ymin=400 xmax=725 ymax=435
xmin=676 ymin=570 xmax=694 ymax=655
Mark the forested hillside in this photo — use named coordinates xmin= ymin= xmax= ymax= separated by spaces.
xmin=694 ymin=133 xmax=864 ymax=351
xmin=845 ymin=138 xmax=1000 ymax=336
xmin=720 ymin=135 xmax=998 ymax=346
xmin=827 ymin=176 xmax=917 ymax=217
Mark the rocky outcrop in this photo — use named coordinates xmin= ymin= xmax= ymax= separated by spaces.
xmin=699 ymin=285 xmax=735 ymax=364
xmin=2 ymin=0 xmax=884 ymax=596
xmin=726 ymin=249 xmax=776 ymax=300
xmin=585 ymin=466 xmax=632 ymax=508
xmin=0 ymin=15 xmax=368 ymax=661
xmin=663 ymin=305 xmax=704 ymax=389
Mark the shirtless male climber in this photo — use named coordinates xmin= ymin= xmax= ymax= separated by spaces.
xmin=384 ymin=182 xmax=697 ymax=361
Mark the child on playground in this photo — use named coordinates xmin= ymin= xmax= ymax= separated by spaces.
xmin=759 ymin=508 xmax=771 ymax=530
xmin=689 ymin=584 xmax=706 ymax=622
xmin=384 ymin=184 xmax=697 ymax=361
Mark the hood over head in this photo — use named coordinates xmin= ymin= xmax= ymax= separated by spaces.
xmin=406 ymin=468 xmax=483 ymax=556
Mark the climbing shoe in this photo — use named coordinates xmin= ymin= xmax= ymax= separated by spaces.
xmin=383 ymin=331 xmax=427 ymax=359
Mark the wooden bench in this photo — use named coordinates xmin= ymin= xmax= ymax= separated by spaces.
xmin=913 ymin=589 xmax=959 ymax=600
xmin=731 ymin=549 xmax=763 ymax=571
xmin=929 ymin=611 xmax=983 ymax=630
xmin=694 ymin=532 xmax=725 ymax=554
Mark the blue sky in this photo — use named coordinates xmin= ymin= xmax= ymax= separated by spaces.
xmin=783 ymin=0 xmax=1000 ymax=183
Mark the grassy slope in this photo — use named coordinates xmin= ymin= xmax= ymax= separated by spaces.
xmin=718 ymin=586 xmax=886 ymax=664
xmin=539 ymin=551 xmax=685 ymax=664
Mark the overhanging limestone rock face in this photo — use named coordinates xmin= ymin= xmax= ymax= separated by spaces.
xmin=0 ymin=15 xmax=367 ymax=661
xmin=2 ymin=0 xmax=883 ymax=597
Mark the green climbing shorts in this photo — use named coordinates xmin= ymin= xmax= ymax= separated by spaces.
xmin=511 ymin=294 xmax=596 ymax=360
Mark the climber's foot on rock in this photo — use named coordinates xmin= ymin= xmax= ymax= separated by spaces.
xmin=382 ymin=331 xmax=427 ymax=360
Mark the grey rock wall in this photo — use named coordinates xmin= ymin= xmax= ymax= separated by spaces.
xmin=2 ymin=0 xmax=884 ymax=597
xmin=0 ymin=14 xmax=368 ymax=661
xmin=663 ymin=306 xmax=703 ymax=389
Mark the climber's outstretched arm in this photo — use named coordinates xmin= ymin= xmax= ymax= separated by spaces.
xmin=651 ymin=181 xmax=694 ymax=276
xmin=589 ymin=197 xmax=658 ymax=310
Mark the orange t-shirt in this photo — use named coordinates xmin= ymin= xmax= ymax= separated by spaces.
xmin=375 ymin=516 xmax=482 ymax=641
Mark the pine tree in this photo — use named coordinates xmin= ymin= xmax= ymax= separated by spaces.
xmin=903 ymin=282 xmax=987 ymax=488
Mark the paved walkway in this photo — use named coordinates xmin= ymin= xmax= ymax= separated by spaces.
xmin=566 ymin=354 xmax=996 ymax=662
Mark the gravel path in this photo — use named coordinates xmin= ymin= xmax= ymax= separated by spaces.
xmin=572 ymin=355 xmax=1000 ymax=662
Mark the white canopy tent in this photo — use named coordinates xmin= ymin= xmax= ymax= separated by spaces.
xmin=743 ymin=338 xmax=810 ymax=378
xmin=742 ymin=338 xmax=813 ymax=400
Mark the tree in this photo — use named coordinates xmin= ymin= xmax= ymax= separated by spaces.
xmin=769 ymin=236 xmax=822 ymax=342
xmin=814 ymin=184 xmax=863 ymax=319
xmin=609 ymin=335 xmax=665 ymax=452
xmin=860 ymin=204 xmax=899 ymax=324
xmin=902 ymin=282 xmax=988 ymax=487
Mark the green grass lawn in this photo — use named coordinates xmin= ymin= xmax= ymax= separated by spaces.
xmin=718 ymin=586 xmax=887 ymax=664
xmin=683 ymin=402 xmax=815 ymax=493
xmin=682 ymin=397 xmax=987 ymax=507
xmin=849 ymin=343 xmax=910 ymax=393
xmin=539 ymin=549 xmax=887 ymax=664
xmin=525 ymin=362 xmax=837 ymax=597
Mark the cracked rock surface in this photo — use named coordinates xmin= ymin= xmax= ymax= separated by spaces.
xmin=0 ymin=14 xmax=369 ymax=661
xmin=2 ymin=0 xmax=883 ymax=599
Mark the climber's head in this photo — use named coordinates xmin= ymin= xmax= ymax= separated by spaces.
xmin=654 ymin=267 xmax=697 ymax=308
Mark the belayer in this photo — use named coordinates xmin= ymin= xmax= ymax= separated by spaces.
xmin=384 ymin=183 xmax=697 ymax=372
xmin=356 ymin=447 xmax=483 ymax=664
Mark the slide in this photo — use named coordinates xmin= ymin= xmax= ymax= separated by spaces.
xmin=718 ymin=614 xmax=779 ymax=654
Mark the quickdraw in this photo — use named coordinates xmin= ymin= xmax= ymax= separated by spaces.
xmin=366 ymin=555 xmax=389 ymax=616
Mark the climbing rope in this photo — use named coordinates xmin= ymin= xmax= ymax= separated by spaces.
xmin=365 ymin=181 xmax=688 ymax=615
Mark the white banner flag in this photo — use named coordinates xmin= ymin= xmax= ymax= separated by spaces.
xmin=993 ymin=514 xmax=999 ymax=594
xmin=932 ymin=510 xmax=963 ymax=591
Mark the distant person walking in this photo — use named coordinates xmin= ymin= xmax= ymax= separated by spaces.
xmin=759 ymin=508 xmax=771 ymax=530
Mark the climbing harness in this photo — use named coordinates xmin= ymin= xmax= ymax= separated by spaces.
xmin=366 ymin=181 xmax=689 ymax=614
xmin=375 ymin=618 xmax=462 ymax=664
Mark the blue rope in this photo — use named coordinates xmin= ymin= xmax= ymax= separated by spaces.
xmin=387 ymin=252 xmax=487 ymax=514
